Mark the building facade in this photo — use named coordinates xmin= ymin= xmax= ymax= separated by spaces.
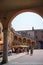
xmin=34 ymin=30 xmax=43 ymax=49
xmin=0 ymin=23 xmax=14 ymax=51
xmin=16 ymin=29 xmax=43 ymax=49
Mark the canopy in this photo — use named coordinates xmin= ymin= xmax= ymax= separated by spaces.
xmin=12 ymin=45 xmax=28 ymax=48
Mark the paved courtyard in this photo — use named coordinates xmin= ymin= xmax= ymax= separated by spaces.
xmin=0 ymin=50 xmax=43 ymax=65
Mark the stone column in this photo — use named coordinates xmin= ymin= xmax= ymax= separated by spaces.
xmin=1 ymin=27 xmax=8 ymax=64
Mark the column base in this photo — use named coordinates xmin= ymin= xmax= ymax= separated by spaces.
xmin=1 ymin=60 xmax=8 ymax=64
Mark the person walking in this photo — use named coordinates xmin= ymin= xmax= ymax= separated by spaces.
xmin=27 ymin=47 xmax=29 ymax=54
xmin=29 ymin=43 xmax=33 ymax=55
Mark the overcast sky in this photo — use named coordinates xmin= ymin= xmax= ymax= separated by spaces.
xmin=11 ymin=12 xmax=43 ymax=31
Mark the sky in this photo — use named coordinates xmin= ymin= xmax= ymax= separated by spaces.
xmin=11 ymin=12 xmax=43 ymax=31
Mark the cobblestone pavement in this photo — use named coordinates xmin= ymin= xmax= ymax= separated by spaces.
xmin=0 ymin=50 xmax=43 ymax=65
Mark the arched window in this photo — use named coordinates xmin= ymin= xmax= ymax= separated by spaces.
xmin=18 ymin=37 xmax=22 ymax=42
xmin=23 ymin=38 xmax=26 ymax=43
xmin=27 ymin=39 xmax=31 ymax=43
xmin=14 ymin=36 xmax=17 ymax=40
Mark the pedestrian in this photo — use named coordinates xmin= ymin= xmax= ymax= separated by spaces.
xmin=30 ymin=47 xmax=33 ymax=55
xmin=29 ymin=43 xmax=33 ymax=55
xmin=27 ymin=47 xmax=29 ymax=54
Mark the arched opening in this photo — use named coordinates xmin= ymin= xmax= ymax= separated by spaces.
xmin=10 ymin=11 xmax=43 ymax=49
xmin=11 ymin=12 xmax=43 ymax=31
xmin=6 ymin=11 xmax=43 ymax=56
xmin=18 ymin=37 xmax=22 ymax=42
xmin=23 ymin=37 xmax=26 ymax=43
xmin=14 ymin=35 xmax=18 ymax=40
xmin=0 ymin=0 xmax=43 ymax=64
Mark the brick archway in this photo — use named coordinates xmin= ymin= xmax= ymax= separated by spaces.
xmin=0 ymin=0 xmax=43 ymax=64
xmin=8 ymin=8 xmax=43 ymax=29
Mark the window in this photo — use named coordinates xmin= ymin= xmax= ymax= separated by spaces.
xmin=18 ymin=37 xmax=22 ymax=42
xmin=36 ymin=36 xmax=38 ymax=39
xmin=29 ymin=33 xmax=30 ymax=36
xmin=23 ymin=38 xmax=26 ymax=43
xmin=41 ymin=31 xmax=43 ymax=33
xmin=41 ymin=35 xmax=43 ymax=38
xmin=14 ymin=36 xmax=17 ymax=40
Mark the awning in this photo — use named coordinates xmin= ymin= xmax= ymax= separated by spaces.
xmin=12 ymin=45 xmax=28 ymax=48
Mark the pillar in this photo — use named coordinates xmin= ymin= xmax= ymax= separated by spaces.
xmin=1 ymin=27 xmax=8 ymax=64
xmin=1 ymin=16 xmax=8 ymax=64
